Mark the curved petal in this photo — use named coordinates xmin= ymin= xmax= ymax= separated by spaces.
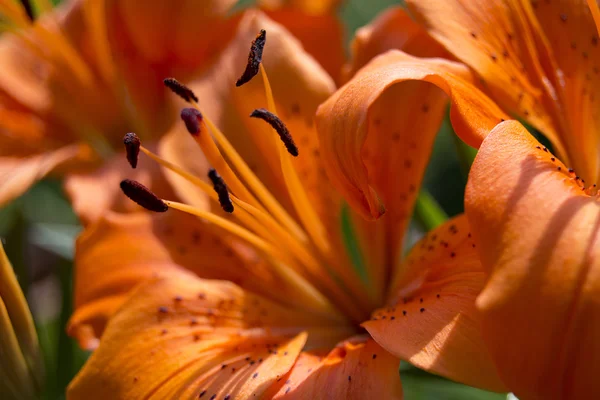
xmin=465 ymin=120 xmax=600 ymax=399
xmin=315 ymin=50 xmax=507 ymax=222
xmin=343 ymin=6 xmax=452 ymax=82
xmin=265 ymin=336 xmax=402 ymax=399
xmin=67 ymin=269 xmax=335 ymax=400
xmin=68 ymin=211 xmax=184 ymax=349
xmin=0 ymin=145 xmax=83 ymax=208
xmin=363 ymin=215 xmax=506 ymax=392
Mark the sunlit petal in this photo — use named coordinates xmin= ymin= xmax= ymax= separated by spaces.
xmin=466 ymin=120 xmax=600 ymax=399
xmin=68 ymin=269 xmax=347 ymax=399
xmin=265 ymin=337 xmax=402 ymax=399
xmin=364 ymin=216 xmax=506 ymax=392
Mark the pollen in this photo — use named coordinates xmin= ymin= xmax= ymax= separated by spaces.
xmin=236 ymin=29 xmax=266 ymax=87
xmin=208 ymin=169 xmax=234 ymax=213
xmin=120 ymin=180 xmax=168 ymax=212
xmin=250 ymin=108 xmax=299 ymax=156
xmin=123 ymin=133 xmax=140 ymax=169
xmin=163 ymin=77 xmax=198 ymax=103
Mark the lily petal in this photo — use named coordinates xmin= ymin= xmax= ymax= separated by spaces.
xmin=363 ymin=215 xmax=506 ymax=392
xmin=405 ymin=0 xmax=562 ymax=152
xmin=465 ymin=120 xmax=600 ymax=399
xmin=315 ymin=50 xmax=507 ymax=220
xmin=258 ymin=0 xmax=340 ymax=15
xmin=68 ymin=269 xmax=332 ymax=400
xmin=261 ymin=8 xmax=344 ymax=81
xmin=69 ymin=208 xmax=351 ymax=349
xmin=67 ymin=211 xmax=183 ymax=349
xmin=526 ymin=0 xmax=600 ymax=182
xmin=0 ymin=145 xmax=83 ymax=207
xmin=105 ymin=0 xmax=237 ymax=73
xmin=343 ymin=6 xmax=452 ymax=82
xmin=265 ymin=337 xmax=402 ymax=399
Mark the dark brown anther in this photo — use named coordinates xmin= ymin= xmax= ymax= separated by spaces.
xmin=123 ymin=132 xmax=141 ymax=168
xmin=208 ymin=169 xmax=234 ymax=213
xmin=21 ymin=0 xmax=35 ymax=21
xmin=120 ymin=179 xmax=168 ymax=212
xmin=180 ymin=108 xmax=202 ymax=135
xmin=163 ymin=77 xmax=198 ymax=103
xmin=250 ymin=108 xmax=298 ymax=157
xmin=236 ymin=29 xmax=266 ymax=87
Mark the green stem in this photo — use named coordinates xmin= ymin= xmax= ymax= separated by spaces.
xmin=414 ymin=190 xmax=448 ymax=231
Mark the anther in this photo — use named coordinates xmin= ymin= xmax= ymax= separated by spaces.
xmin=123 ymin=132 xmax=141 ymax=168
xmin=163 ymin=77 xmax=198 ymax=103
xmin=180 ymin=108 xmax=203 ymax=135
xmin=21 ymin=0 xmax=35 ymax=21
xmin=236 ymin=29 xmax=266 ymax=87
xmin=208 ymin=169 xmax=234 ymax=213
xmin=250 ymin=108 xmax=298 ymax=156
xmin=120 ymin=179 xmax=168 ymax=212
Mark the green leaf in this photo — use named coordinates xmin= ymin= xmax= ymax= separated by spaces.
xmin=340 ymin=203 xmax=369 ymax=286
xmin=414 ymin=190 xmax=448 ymax=231
xmin=29 ymin=223 xmax=81 ymax=260
xmin=401 ymin=368 xmax=507 ymax=400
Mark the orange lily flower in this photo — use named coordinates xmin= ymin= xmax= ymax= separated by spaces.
xmin=66 ymin=11 xmax=506 ymax=399
xmin=316 ymin=1 xmax=600 ymax=399
xmin=0 ymin=0 xmax=343 ymax=222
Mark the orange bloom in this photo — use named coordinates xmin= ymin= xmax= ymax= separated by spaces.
xmin=0 ymin=0 xmax=343 ymax=222
xmin=316 ymin=1 xmax=600 ymax=399
xmin=66 ymin=11 xmax=505 ymax=399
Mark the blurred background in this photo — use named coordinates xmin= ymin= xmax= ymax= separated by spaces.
xmin=0 ymin=0 xmax=508 ymax=399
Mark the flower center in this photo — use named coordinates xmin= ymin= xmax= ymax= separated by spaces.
xmin=121 ymin=30 xmax=377 ymax=328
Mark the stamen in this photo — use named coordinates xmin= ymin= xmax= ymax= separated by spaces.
xmin=201 ymin=116 xmax=307 ymax=242
xmin=120 ymin=179 xmax=168 ymax=212
xmin=131 ymin=145 xmax=366 ymax=321
xmin=163 ymin=200 xmax=342 ymax=319
xmin=250 ymin=108 xmax=298 ymax=157
xmin=257 ymin=64 xmax=332 ymax=258
xmin=164 ymin=78 xmax=198 ymax=103
xmin=123 ymin=132 xmax=140 ymax=169
xmin=236 ymin=29 xmax=266 ymax=87
xmin=208 ymin=169 xmax=234 ymax=213
xmin=180 ymin=108 xmax=203 ymax=135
